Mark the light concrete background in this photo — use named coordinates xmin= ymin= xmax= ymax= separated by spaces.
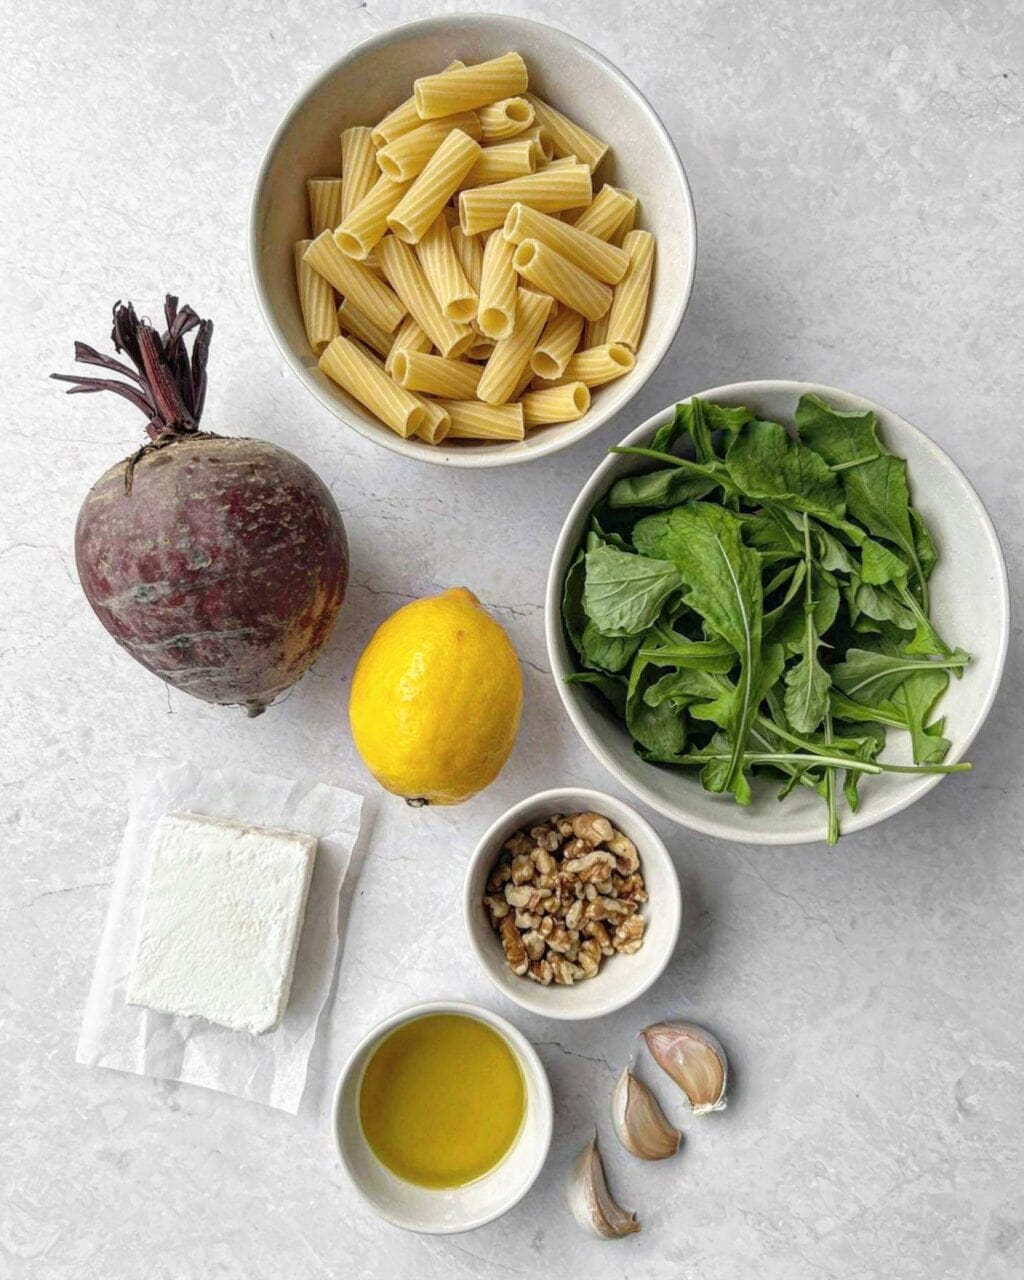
xmin=2 ymin=2 xmax=1022 ymax=1277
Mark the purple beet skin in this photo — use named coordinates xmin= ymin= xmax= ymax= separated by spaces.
xmin=56 ymin=296 xmax=348 ymax=715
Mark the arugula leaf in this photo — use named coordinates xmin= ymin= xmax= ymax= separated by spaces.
xmin=795 ymin=393 xmax=927 ymax=603
xmin=562 ymin=551 xmax=587 ymax=656
xmin=607 ymin=464 xmax=721 ymax=509
xmin=831 ymin=647 xmax=970 ymax=703
xmin=626 ymin=658 xmax=689 ymax=759
xmin=583 ymin=543 xmax=680 ymax=637
xmin=565 ymin=670 xmax=628 ymax=718
xmin=860 ymin=538 xmax=909 ymax=585
xmin=580 ymin=622 xmax=643 ymax=673
xmin=783 ymin=516 xmax=831 ymax=734
xmin=633 ymin=503 xmax=764 ymax=799
xmin=726 ymin=419 xmax=846 ymax=521
xmin=894 ymin=669 xmax=951 ymax=764
xmin=651 ymin=398 xmax=754 ymax=459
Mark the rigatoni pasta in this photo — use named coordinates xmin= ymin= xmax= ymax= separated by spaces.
xmin=376 ymin=112 xmax=482 ymax=181
xmin=307 ymin=179 xmax=345 ymax=236
xmin=319 ymin=336 xmax=425 ymax=438
xmin=477 ymin=231 xmax=519 ymax=339
xmin=477 ymin=288 xmax=552 ymax=405
xmin=290 ymin=50 xmax=657 ymax=446
xmin=520 ymin=381 xmax=591 ymax=426
xmin=391 ymin=350 xmax=483 ymax=399
xmin=334 ymin=174 xmax=412 ymax=259
xmin=377 ymin=234 xmax=473 ymax=357
xmin=339 ymin=127 xmax=378 ymax=220
xmin=440 ymin=399 xmax=525 ymax=440
xmin=416 ymin=214 xmax=478 ymax=322
xmin=606 ymin=230 xmax=655 ymax=351
xmin=511 ymin=239 xmax=612 ymax=322
xmin=479 ymin=96 xmax=535 ymax=141
xmin=503 ymin=203 xmax=629 ymax=284
xmin=337 ymin=298 xmax=394 ymax=359
xmin=524 ymin=93 xmax=609 ymax=171
xmin=304 ymin=231 xmax=407 ymax=332
xmin=388 ymin=129 xmax=481 ymax=243
xmin=414 ymin=53 xmax=528 ymax=119
xmin=459 ymin=139 xmax=537 ymax=189
xmin=294 ymin=240 xmax=340 ymax=355
xmin=531 ymin=306 xmax=584 ymax=379
xmin=459 ymin=164 xmax=593 ymax=235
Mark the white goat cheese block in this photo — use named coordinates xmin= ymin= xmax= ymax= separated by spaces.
xmin=126 ymin=812 xmax=317 ymax=1035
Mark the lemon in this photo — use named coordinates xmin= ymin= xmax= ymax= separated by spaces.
xmin=349 ymin=587 xmax=523 ymax=805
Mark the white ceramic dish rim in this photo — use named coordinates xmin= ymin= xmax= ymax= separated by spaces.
xmin=331 ymin=998 xmax=554 ymax=1234
xmin=543 ymin=379 xmax=1011 ymax=844
xmin=462 ymin=786 xmax=682 ymax=1019
xmin=247 ymin=12 xmax=697 ymax=469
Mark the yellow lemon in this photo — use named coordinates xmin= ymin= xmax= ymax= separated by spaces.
xmin=349 ymin=587 xmax=523 ymax=805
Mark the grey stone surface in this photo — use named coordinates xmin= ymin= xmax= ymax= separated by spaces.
xmin=2 ymin=1 xmax=1022 ymax=1277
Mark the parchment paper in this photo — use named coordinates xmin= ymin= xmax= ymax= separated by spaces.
xmin=76 ymin=757 xmax=363 ymax=1112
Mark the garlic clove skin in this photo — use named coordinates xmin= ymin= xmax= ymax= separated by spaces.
xmin=642 ymin=1021 xmax=728 ymax=1115
xmin=567 ymin=1136 xmax=642 ymax=1239
xmin=612 ymin=1066 xmax=681 ymax=1160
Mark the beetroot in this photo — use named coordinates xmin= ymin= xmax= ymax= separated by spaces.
xmin=55 ymin=296 xmax=348 ymax=715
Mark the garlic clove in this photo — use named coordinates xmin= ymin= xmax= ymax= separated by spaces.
xmin=642 ymin=1021 xmax=728 ymax=1115
xmin=567 ymin=1136 xmax=642 ymax=1239
xmin=611 ymin=1066 xmax=681 ymax=1160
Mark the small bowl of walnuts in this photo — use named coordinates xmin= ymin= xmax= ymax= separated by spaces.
xmin=464 ymin=788 xmax=681 ymax=1020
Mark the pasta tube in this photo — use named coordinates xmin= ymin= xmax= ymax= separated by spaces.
xmin=294 ymin=240 xmax=340 ymax=355
xmin=377 ymin=235 xmax=474 ymax=357
xmin=416 ymin=214 xmax=478 ymax=323
xmin=319 ymin=337 xmax=425 ymax=438
xmin=610 ymin=199 xmax=637 ymax=246
xmin=477 ymin=231 xmax=518 ymax=339
xmin=334 ymin=174 xmax=413 ymax=259
xmin=459 ymin=139 xmax=536 ymax=189
xmin=511 ymin=239 xmax=612 ymax=322
xmin=371 ymin=60 xmax=466 ymax=146
xmin=530 ymin=306 xmax=584 ymax=379
xmin=414 ymin=53 xmax=528 ymax=119
xmin=541 ymin=341 xmax=635 ymax=388
xmin=391 ymin=350 xmax=483 ymax=399
xmin=458 ymin=164 xmax=592 ymax=235
xmin=606 ymin=230 xmax=655 ymax=351
xmin=585 ymin=313 xmax=609 ymax=347
xmin=519 ymin=381 xmax=591 ymax=426
xmin=384 ymin=314 xmax=432 ymax=375
xmin=413 ymin=396 xmax=452 ymax=445
xmin=339 ymin=126 xmax=378 ymax=220
xmin=307 ymin=178 xmax=344 ymax=236
xmin=304 ymin=231 xmax=408 ymax=332
xmin=570 ymin=185 xmax=637 ymax=240
xmin=438 ymin=399 xmax=525 ymax=441
xmin=388 ymin=129 xmax=482 ymax=243
xmin=524 ymin=93 xmax=609 ymax=171
xmin=517 ymin=125 xmax=554 ymax=162
xmin=477 ymin=288 xmax=552 ymax=405
xmin=466 ymin=334 xmax=495 ymax=360
xmin=376 ymin=112 xmax=482 ymax=181
xmin=337 ymin=298 xmax=393 ymax=359
xmin=479 ymin=96 xmax=535 ymax=141
xmin=450 ymin=221 xmax=484 ymax=292
xmin=503 ymin=203 xmax=629 ymax=284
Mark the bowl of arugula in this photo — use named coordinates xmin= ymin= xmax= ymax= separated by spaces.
xmin=545 ymin=381 xmax=1008 ymax=844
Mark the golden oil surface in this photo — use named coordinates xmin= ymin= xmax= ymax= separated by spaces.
xmin=358 ymin=1013 xmax=525 ymax=1189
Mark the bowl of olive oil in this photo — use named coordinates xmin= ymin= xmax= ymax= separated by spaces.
xmin=333 ymin=1001 xmax=553 ymax=1233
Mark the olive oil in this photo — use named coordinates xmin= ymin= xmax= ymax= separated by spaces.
xmin=358 ymin=1013 xmax=525 ymax=1189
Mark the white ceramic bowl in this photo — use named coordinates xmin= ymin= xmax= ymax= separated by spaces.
xmin=545 ymin=381 xmax=1010 ymax=845
xmin=249 ymin=15 xmax=695 ymax=468
xmin=332 ymin=1000 xmax=552 ymax=1233
xmin=464 ymin=787 xmax=681 ymax=1019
